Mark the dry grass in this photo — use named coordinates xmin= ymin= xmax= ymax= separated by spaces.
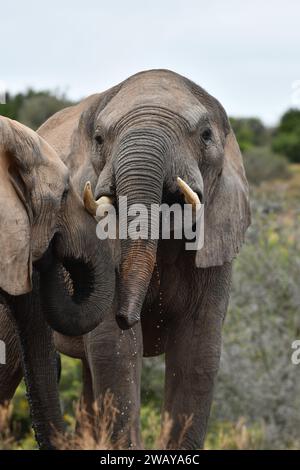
xmin=206 ymin=418 xmax=266 ymax=450
xmin=53 ymin=392 xmax=126 ymax=450
xmin=0 ymin=397 xmax=268 ymax=450
xmin=53 ymin=393 xmax=193 ymax=450
xmin=157 ymin=413 xmax=193 ymax=450
xmin=0 ymin=396 xmax=193 ymax=450
xmin=4 ymin=398 xmax=262 ymax=450
xmin=0 ymin=402 xmax=15 ymax=449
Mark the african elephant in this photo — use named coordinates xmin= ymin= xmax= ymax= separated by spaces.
xmin=1 ymin=69 xmax=250 ymax=449
xmin=0 ymin=116 xmax=115 ymax=448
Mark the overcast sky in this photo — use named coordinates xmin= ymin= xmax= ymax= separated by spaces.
xmin=1 ymin=0 xmax=300 ymax=124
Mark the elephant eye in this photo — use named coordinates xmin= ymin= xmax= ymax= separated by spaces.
xmin=95 ymin=134 xmax=104 ymax=146
xmin=201 ymin=128 xmax=212 ymax=143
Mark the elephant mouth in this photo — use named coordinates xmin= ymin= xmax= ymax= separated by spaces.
xmin=162 ymin=183 xmax=203 ymax=207
xmin=34 ymin=236 xmax=95 ymax=304
xmin=160 ymin=185 xmax=203 ymax=237
xmin=58 ymin=258 xmax=95 ymax=303
xmin=162 ymin=186 xmax=185 ymax=207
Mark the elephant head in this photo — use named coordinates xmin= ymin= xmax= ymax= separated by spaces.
xmin=43 ymin=69 xmax=250 ymax=330
xmin=0 ymin=116 xmax=114 ymax=335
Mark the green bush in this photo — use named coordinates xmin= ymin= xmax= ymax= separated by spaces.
xmin=272 ymin=132 xmax=300 ymax=163
xmin=243 ymin=146 xmax=290 ymax=185
xmin=141 ymin=356 xmax=164 ymax=408
xmin=230 ymin=117 xmax=269 ymax=152
xmin=211 ymin=187 xmax=300 ymax=449
xmin=0 ymin=90 xmax=73 ymax=130
xmin=272 ymin=109 xmax=300 ymax=162
xmin=59 ymin=355 xmax=82 ymax=424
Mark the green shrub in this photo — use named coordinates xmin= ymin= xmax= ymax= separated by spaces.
xmin=0 ymin=90 xmax=73 ymax=130
xmin=272 ymin=132 xmax=300 ymax=163
xmin=243 ymin=146 xmax=290 ymax=185
xmin=211 ymin=188 xmax=300 ymax=449
xmin=141 ymin=356 xmax=164 ymax=408
xmin=230 ymin=117 xmax=269 ymax=152
xmin=272 ymin=109 xmax=300 ymax=162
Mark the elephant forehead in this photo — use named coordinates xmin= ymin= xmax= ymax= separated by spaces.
xmin=99 ymin=73 xmax=206 ymax=130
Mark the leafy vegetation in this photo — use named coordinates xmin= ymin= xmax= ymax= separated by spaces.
xmin=0 ymin=90 xmax=73 ymax=130
xmin=272 ymin=109 xmax=300 ymax=163
xmin=230 ymin=117 xmax=270 ymax=152
xmin=242 ymin=146 xmax=290 ymax=185
xmin=212 ymin=170 xmax=300 ymax=449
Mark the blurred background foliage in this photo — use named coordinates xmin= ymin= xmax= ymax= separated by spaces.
xmin=0 ymin=90 xmax=72 ymax=130
xmin=272 ymin=109 xmax=300 ymax=163
xmin=1 ymin=90 xmax=300 ymax=449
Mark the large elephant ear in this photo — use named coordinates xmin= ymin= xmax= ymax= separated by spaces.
xmin=0 ymin=117 xmax=33 ymax=295
xmin=195 ymin=129 xmax=251 ymax=268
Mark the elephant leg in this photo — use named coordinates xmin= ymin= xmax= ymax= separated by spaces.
xmin=163 ymin=264 xmax=232 ymax=450
xmin=0 ymin=304 xmax=23 ymax=404
xmin=9 ymin=278 xmax=64 ymax=449
xmin=75 ymin=359 xmax=96 ymax=435
xmin=84 ymin=308 xmax=143 ymax=449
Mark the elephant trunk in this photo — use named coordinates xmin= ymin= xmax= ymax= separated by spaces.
xmin=115 ymin=130 xmax=164 ymax=329
xmin=39 ymin=189 xmax=115 ymax=336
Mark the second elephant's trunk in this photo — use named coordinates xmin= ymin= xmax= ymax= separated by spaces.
xmin=39 ymin=190 xmax=115 ymax=336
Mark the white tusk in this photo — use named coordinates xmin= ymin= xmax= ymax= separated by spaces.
xmin=83 ymin=181 xmax=114 ymax=217
xmin=83 ymin=181 xmax=98 ymax=216
xmin=97 ymin=195 xmax=114 ymax=206
xmin=177 ymin=177 xmax=201 ymax=210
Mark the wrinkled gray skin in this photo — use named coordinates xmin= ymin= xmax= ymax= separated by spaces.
xmin=0 ymin=118 xmax=115 ymax=449
xmin=0 ymin=70 xmax=250 ymax=449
